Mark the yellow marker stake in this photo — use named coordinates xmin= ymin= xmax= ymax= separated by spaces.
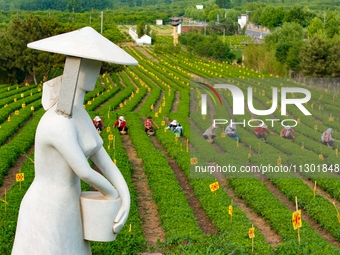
xmin=186 ymin=139 xmax=189 ymax=152
xmin=229 ymin=200 xmax=233 ymax=223
xmin=113 ymin=136 xmax=116 ymax=164
xmin=1 ymin=189 xmax=7 ymax=212
xmin=313 ymin=181 xmax=317 ymax=199
xmin=295 ymin=197 xmax=301 ymax=244
xmin=277 ymin=156 xmax=281 ymax=166
xmin=251 ymin=224 xmax=255 ymax=253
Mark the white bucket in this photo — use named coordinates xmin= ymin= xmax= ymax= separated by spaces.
xmin=80 ymin=191 xmax=121 ymax=242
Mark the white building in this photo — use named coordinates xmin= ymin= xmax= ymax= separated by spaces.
xmin=238 ymin=14 xmax=249 ymax=30
xmin=136 ymin=34 xmax=152 ymax=45
xmin=129 ymin=27 xmax=152 ymax=45
xmin=129 ymin=27 xmax=138 ymax=41
xmin=156 ymin=19 xmax=163 ymax=25
xmin=196 ymin=5 xmax=204 ymax=9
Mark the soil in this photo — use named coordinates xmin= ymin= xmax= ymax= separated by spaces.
xmin=149 ymin=135 xmax=217 ymax=235
xmin=294 ymin=172 xmax=340 ymax=213
xmin=121 ymin=134 xmax=166 ymax=246
xmin=137 ymin=47 xmax=159 ymax=63
xmin=189 ymin=115 xmax=282 ymax=247
xmin=216 ymin=173 xmax=282 ymax=247
xmin=123 ymin=70 xmax=139 ymax=89
xmin=0 ymin=146 xmax=34 ymax=198
xmin=255 ymin=175 xmax=340 ymax=249
xmin=170 ymin=91 xmax=180 ymax=112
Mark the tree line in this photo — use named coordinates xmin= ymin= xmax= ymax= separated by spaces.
xmin=240 ymin=3 xmax=340 ymax=78
xmin=0 ymin=15 xmax=126 ymax=84
xmin=0 ymin=0 xmax=200 ymax=12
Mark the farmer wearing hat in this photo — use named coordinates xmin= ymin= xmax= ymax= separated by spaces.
xmin=203 ymin=125 xmax=217 ymax=142
xmin=254 ymin=123 xmax=273 ymax=141
xmin=144 ymin=116 xmax=159 ymax=135
xmin=114 ymin=116 xmax=128 ymax=134
xmin=225 ymin=123 xmax=240 ymax=141
xmin=167 ymin=119 xmax=183 ymax=137
xmin=321 ymin=128 xmax=335 ymax=147
xmin=281 ymin=125 xmax=296 ymax=139
xmin=93 ymin=116 xmax=104 ymax=133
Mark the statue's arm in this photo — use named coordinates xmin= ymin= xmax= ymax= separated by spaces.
xmin=49 ymin=122 xmax=118 ymax=199
xmin=90 ymin=147 xmax=130 ymax=234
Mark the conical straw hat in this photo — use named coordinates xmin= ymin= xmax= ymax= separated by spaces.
xmin=27 ymin=26 xmax=137 ymax=65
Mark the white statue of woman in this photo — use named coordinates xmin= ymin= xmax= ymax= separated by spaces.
xmin=11 ymin=27 xmax=137 ymax=255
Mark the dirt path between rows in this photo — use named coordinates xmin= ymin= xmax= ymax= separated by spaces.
xmin=137 ymin=47 xmax=159 ymax=63
xmin=170 ymin=91 xmax=180 ymax=112
xmin=0 ymin=146 xmax=34 ymax=198
xmin=217 ymin=175 xmax=282 ymax=247
xmin=149 ymin=135 xmax=217 ymax=235
xmin=121 ymin=134 xmax=166 ymax=247
xmin=189 ymin=117 xmax=282 ymax=246
xmin=295 ymin=172 xmax=340 ymax=209
xmin=256 ymin=175 xmax=340 ymax=249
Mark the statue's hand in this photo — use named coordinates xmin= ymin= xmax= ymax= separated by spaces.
xmin=112 ymin=200 xmax=130 ymax=234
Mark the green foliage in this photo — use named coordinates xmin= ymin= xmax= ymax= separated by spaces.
xmin=299 ymin=35 xmax=332 ymax=77
xmin=306 ymin=17 xmax=324 ymax=38
xmin=283 ymin=6 xmax=315 ymax=28
xmin=136 ymin=22 xmax=151 ymax=38
xmin=259 ymin=6 xmax=285 ymax=30
xmin=224 ymin=9 xmax=241 ymax=22
xmin=215 ymin=0 xmax=231 ymax=9
xmin=67 ymin=0 xmax=82 ymax=12
xmin=0 ymin=15 xmax=74 ymax=84
xmin=179 ymin=31 xmax=235 ymax=61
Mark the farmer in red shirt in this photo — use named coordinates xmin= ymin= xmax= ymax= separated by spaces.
xmin=113 ymin=116 xmax=128 ymax=134
xmin=281 ymin=125 xmax=296 ymax=139
xmin=254 ymin=124 xmax=273 ymax=141
xmin=144 ymin=116 xmax=159 ymax=135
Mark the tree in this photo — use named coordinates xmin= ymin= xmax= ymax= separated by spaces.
xmin=0 ymin=15 xmax=74 ymax=84
xmin=127 ymin=0 xmax=135 ymax=7
xmin=283 ymin=6 xmax=315 ymax=28
xmin=136 ymin=22 xmax=151 ymax=37
xmin=215 ymin=0 xmax=231 ymax=9
xmin=286 ymin=43 xmax=302 ymax=72
xmin=306 ymin=17 xmax=324 ymax=38
xmin=265 ymin=22 xmax=303 ymax=47
xmin=325 ymin=11 xmax=340 ymax=38
xmin=67 ymin=0 xmax=81 ymax=12
xmin=259 ymin=6 xmax=285 ymax=30
xmin=243 ymin=2 xmax=266 ymax=25
xmin=327 ymin=35 xmax=340 ymax=77
xmin=225 ymin=9 xmax=241 ymax=22
xmin=299 ymin=35 xmax=331 ymax=77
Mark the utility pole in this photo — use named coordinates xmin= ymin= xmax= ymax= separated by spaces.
xmin=223 ymin=28 xmax=225 ymax=43
xmin=204 ymin=20 xmax=206 ymax=36
xmin=100 ymin=11 xmax=103 ymax=34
